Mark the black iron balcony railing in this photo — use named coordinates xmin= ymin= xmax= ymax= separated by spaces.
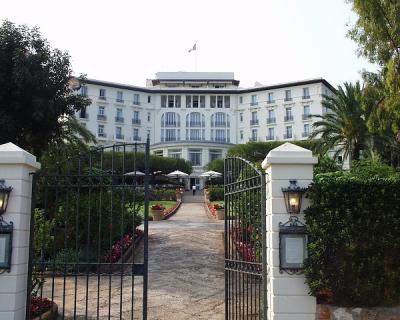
xmin=132 ymin=118 xmax=141 ymax=125
xmin=267 ymin=117 xmax=276 ymax=124
xmin=187 ymin=121 xmax=204 ymax=127
xmin=284 ymin=115 xmax=294 ymax=122
xmin=284 ymin=97 xmax=292 ymax=102
xmin=99 ymin=96 xmax=106 ymax=100
xmin=250 ymin=102 xmax=258 ymax=106
xmin=116 ymin=99 xmax=124 ymax=103
xmin=267 ymin=100 xmax=275 ymax=104
xmin=98 ymin=132 xmax=107 ymax=138
xmin=133 ymin=100 xmax=141 ymax=106
xmin=266 ymin=135 xmax=275 ymax=141
xmin=132 ymin=136 xmax=141 ymax=141
xmin=283 ymin=134 xmax=293 ymax=139
xmin=302 ymin=132 xmax=311 ymax=137
xmin=115 ymin=116 xmax=124 ymax=123
xmin=97 ymin=114 xmax=107 ymax=121
xmin=116 ymin=134 xmax=124 ymax=140
xmin=302 ymin=95 xmax=311 ymax=99
xmin=250 ymin=119 xmax=259 ymax=126
xmin=79 ymin=113 xmax=89 ymax=119
xmin=302 ymin=114 xmax=312 ymax=120
xmin=213 ymin=121 xmax=227 ymax=127
xmin=249 ymin=137 xmax=258 ymax=142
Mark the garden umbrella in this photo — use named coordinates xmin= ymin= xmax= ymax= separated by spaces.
xmin=167 ymin=170 xmax=189 ymax=179
xmin=200 ymin=170 xmax=222 ymax=178
xmin=124 ymin=170 xmax=145 ymax=176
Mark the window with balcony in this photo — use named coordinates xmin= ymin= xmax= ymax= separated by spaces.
xmin=132 ymin=111 xmax=140 ymax=124
xmin=186 ymin=95 xmax=192 ymax=108
xmin=186 ymin=112 xmax=204 ymax=127
xmin=147 ymin=96 xmax=151 ymax=103
xmin=267 ymin=127 xmax=275 ymax=141
xmin=251 ymin=95 xmax=258 ymax=106
xmin=116 ymin=126 xmax=124 ymax=139
xmin=212 ymin=112 xmax=227 ymax=127
xmin=79 ymin=107 xmax=88 ymax=119
xmin=116 ymin=91 xmax=123 ymax=103
xmin=215 ymin=129 xmax=226 ymax=142
xmin=251 ymin=111 xmax=258 ymax=125
xmin=224 ymin=96 xmax=230 ymax=108
xmin=168 ymin=95 xmax=174 ymax=108
xmin=188 ymin=129 xmax=201 ymax=141
xmin=165 ymin=129 xmax=177 ymax=141
xmin=210 ymin=96 xmax=216 ymax=108
xmin=162 ymin=112 xmax=179 ymax=127
xmin=251 ymin=129 xmax=258 ymax=141
xmin=115 ymin=108 xmax=124 ymax=123
xmin=97 ymin=106 xmax=106 ymax=121
xmin=161 ymin=95 xmax=167 ymax=108
xmin=303 ymin=87 xmax=310 ymax=99
xmin=303 ymin=105 xmax=311 ymax=120
xmin=303 ymin=124 xmax=311 ymax=137
xmin=200 ymin=96 xmax=205 ymax=108
xmin=267 ymin=109 xmax=275 ymax=124
xmin=217 ymin=96 xmax=223 ymax=108
xmin=99 ymin=88 xmax=106 ymax=100
xmin=285 ymin=90 xmax=292 ymax=101
xmin=284 ymin=108 xmax=293 ymax=122
xmin=239 ymin=96 xmax=243 ymax=104
xmin=284 ymin=126 xmax=293 ymax=139
xmin=189 ymin=149 xmax=202 ymax=166
xmin=98 ymin=124 xmax=105 ymax=137
xmin=267 ymin=92 xmax=274 ymax=103
xmin=175 ymin=95 xmax=181 ymax=108
xmin=193 ymin=95 xmax=199 ymax=108
xmin=133 ymin=128 xmax=140 ymax=141
xmin=147 ymin=112 xmax=151 ymax=122
xmin=209 ymin=149 xmax=222 ymax=162
xmin=133 ymin=93 xmax=140 ymax=105
xmin=240 ymin=130 xmax=243 ymax=140
xmin=240 ymin=113 xmax=243 ymax=122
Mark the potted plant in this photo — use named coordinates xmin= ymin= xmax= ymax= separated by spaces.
xmin=151 ymin=203 xmax=165 ymax=221
xmin=214 ymin=203 xmax=224 ymax=220
xmin=175 ymin=188 xmax=182 ymax=202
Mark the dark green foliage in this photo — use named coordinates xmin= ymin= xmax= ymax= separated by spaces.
xmin=304 ymin=169 xmax=400 ymax=306
xmin=314 ymin=156 xmax=342 ymax=175
xmin=149 ymin=188 xmax=176 ymax=201
xmin=227 ymin=140 xmax=316 ymax=163
xmin=208 ymin=187 xmax=224 ymax=201
xmin=207 ymin=159 xmax=224 ymax=173
xmin=0 ymin=20 xmax=91 ymax=157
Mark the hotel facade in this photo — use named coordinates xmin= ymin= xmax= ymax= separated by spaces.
xmin=76 ymin=72 xmax=335 ymax=188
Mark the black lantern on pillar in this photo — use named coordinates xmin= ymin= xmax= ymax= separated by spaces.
xmin=282 ymin=180 xmax=306 ymax=214
xmin=0 ymin=179 xmax=12 ymax=216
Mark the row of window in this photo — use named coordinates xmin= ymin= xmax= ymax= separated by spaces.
xmin=160 ymin=112 xmax=230 ymax=127
xmin=154 ymin=148 xmax=223 ymax=166
xmin=81 ymin=86 xmax=150 ymax=105
xmin=242 ymin=124 xmax=311 ymax=141
xmin=240 ymin=105 xmax=312 ymax=124
xmin=242 ymin=87 xmax=311 ymax=105
xmin=80 ymin=107 xmax=151 ymax=124
xmin=97 ymin=125 xmax=141 ymax=141
xmin=160 ymin=128 xmax=230 ymax=143
xmin=161 ymin=95 xmax=230 ymax=108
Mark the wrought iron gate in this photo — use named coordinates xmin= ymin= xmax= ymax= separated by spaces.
xmin=26 ymin=142 xmax=150 ymax=319
xmin=224 ymin=157 xmax=267 ymax=319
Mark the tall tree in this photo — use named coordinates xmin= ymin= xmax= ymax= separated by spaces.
xmin=310 ymin=82 xmax=368 ymax=163
xmin=348 ymin=0 xmax=400 ymax=132
xmin=0 ymin=20 xmax=91 ymax=157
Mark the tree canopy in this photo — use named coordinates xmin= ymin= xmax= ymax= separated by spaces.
xmin=0 ymin=20 xmax=90 ymax=157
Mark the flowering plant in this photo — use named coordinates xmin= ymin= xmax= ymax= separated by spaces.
xmin=151 ymin=203 xmax=165 ymax=210
xmin=31 ymin=296 xmax=53 ymax=317
xmin=213 ymin=203 xmax=224 ymax=210
xmin=105 ymin=229 xmax=143 ymax=263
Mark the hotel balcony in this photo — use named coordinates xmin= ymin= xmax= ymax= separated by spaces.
xmin=97 ymin=114 xmax=107 ymax=121
xmin=267 ymin=117 xmax=276 ymax=124
xmin=132 ymin=118 xmax=141 ymax=125
xmin=266 ymin=135 xmax=276 ymax=141
xmin=283 ymin=134 xmax=293 ymax=139
xmin=115 ymin=116 xmax=124 ymax=123
xmin=250 ymin=119 xmax=259 ymax=126
xmin=302 ymin=114 xmax=312 ymax=120
xmin=284 ymin=115 xmax=294 ymax=122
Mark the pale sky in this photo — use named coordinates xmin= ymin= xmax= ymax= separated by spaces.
xmin=1 ymin=0 xmax=376 ymax=88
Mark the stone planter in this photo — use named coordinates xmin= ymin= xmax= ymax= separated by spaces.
xmin=32 ymin=302 xmax=58 ymax=320
xmin=176 ymin=192 xmax=182 ymax=202
xmin=216 ymin=209 xmax=225 ymax=220
xmin=151 ymin=209 xmax=164 ymax=221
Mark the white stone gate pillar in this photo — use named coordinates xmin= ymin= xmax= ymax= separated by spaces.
xmin=261 ymin=143 xmax=317 ymax=320
xmin=0 ymin=143 xmax=40 ymax=320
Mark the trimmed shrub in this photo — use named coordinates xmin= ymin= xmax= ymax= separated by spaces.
xmin=304 ymin=170 xmax=400 ymax=307
xmin=149 ymin=188 xmax=176 ymax=201
xmin=208 ymin=187 xmax=224 ymax=201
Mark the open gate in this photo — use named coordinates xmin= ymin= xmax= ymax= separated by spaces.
xmin=224 ymin=157 xmax=267 ymax=319
xmin=26 ymin=142 xmax=150 ymax=319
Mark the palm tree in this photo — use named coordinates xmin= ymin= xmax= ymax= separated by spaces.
xmin=310 ymin=82 xmax=368 ymax=164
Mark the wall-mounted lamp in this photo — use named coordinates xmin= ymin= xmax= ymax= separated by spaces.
xmin=0 ymin=179 xmax=12 ymax=216
xmin=281 ymin=180 xmax=306 ymax=214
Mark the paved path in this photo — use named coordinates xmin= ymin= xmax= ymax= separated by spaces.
xmin=146 ymin=192 xmax=225 ymax=319
xmin=43 ymin=192 xmax=225 ymax=319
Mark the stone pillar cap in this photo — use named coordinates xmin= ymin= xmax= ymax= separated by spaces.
xmin=262 ymin=142 xmax=318 ymax=169
xmin=0 ymin=142 xmax=41 ymax=169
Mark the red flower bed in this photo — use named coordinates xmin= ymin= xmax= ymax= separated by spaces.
xmin=207 ymin=202 xmax=217 ymax=218
xmin=230 ymin=227 xmax=256 ymax=262
xmin=163 ymin=202 xmax=181 ymax=218
xmin=213 ymin=203 xmax=224 ymax=210
xmin=31 ymin=296 xmax=53 ymax=318
xmin=151 ymin=203 xmax=165 ymax=210
xmin=105 ymin=228 xmax=144 ymax=263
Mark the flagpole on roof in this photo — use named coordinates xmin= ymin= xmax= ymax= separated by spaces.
xmin=188 ymin=42 xmax=197 ymax=71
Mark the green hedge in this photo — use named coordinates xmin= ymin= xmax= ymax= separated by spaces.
xmin=304 ymin=171 xmax=400 ymax=307
xmin=208 ymin=187 xmax=224 ymax=201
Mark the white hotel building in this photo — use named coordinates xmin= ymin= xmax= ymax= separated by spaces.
xmin=76 ymin=72 xmax=335 ymax=188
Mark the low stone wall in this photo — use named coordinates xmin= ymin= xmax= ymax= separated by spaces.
xmin=317 ymin=304 xmax=400 ymax=320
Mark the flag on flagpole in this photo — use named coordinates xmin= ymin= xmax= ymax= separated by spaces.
xmin=188 ymin=43 xmax=197 ymax=53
